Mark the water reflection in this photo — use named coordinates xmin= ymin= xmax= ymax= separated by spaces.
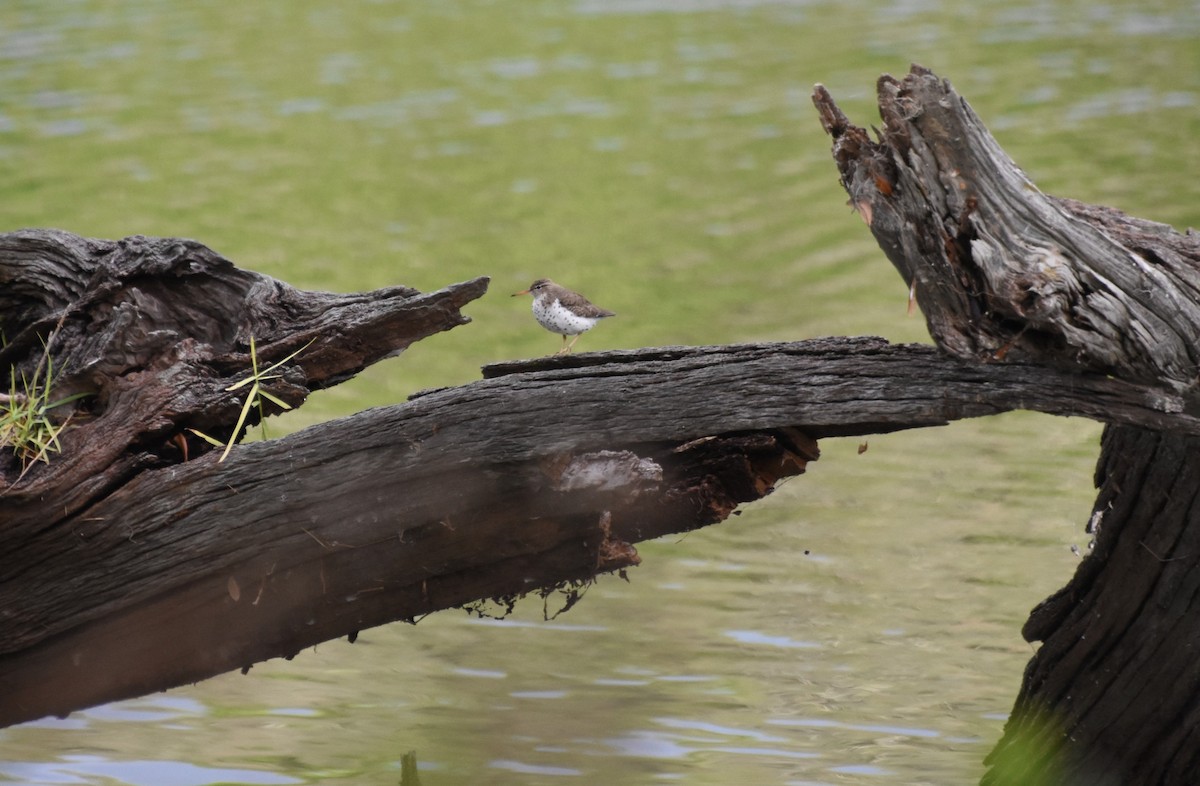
xmin=724 ymin=629 xmax=822 ymax=649
xmin=0 ymin=757 xmax=301 ymax=786
xmin=489 ymin=759 xmax=583 ymax=776
xmin=0 ymin=698 xmax=300 ymax=786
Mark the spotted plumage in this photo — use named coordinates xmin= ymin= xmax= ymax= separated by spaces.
xmin=512 ymin=278 xmax=615 ymax=355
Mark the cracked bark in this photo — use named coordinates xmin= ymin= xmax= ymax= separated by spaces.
xmin=816 ymin=64 xmax=1200 ymax=784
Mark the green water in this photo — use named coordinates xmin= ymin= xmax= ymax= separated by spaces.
xmin=2 ymin=0 xmax=1198 ymax=783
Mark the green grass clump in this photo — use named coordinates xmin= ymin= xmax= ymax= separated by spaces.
xmin=1 ymin=351 xmax=85 ymax=474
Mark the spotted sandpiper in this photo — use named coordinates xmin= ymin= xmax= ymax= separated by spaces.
xmin=512 ymin=278 xmax=615 ymax=355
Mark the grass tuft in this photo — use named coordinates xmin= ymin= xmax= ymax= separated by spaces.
xmin=1 ymin=346 xmax=87 ymax=476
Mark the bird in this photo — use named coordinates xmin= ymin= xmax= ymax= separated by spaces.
xmin=512 ymin=278 xmax=615 ymax=355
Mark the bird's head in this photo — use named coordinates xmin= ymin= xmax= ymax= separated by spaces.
xmin=511 ymin=278 xmax=552 ymax=297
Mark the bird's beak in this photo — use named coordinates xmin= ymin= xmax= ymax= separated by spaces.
xmin=511 ymin=288 xmax=531 ymax=297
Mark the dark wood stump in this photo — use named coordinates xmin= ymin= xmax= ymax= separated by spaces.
xmin=984 ymin=425 xmax=1200 ymax=785
xmin=814 ymin=65 xmax=1200 ymax=784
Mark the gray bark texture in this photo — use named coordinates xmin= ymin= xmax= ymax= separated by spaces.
xmin=815 ymin=64 xmax=1200 ymax=785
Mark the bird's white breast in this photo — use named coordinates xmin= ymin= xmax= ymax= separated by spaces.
xmin=532 ymin=297 xmax=601 ymax=336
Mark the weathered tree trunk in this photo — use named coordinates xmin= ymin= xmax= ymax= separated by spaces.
xmin=814 ymin=65 xmax=1200 ymax=784
xmin=985 ymin=425 xmax=1200 ymax=785
xmin=3 ymin=310 xmax=1190 ymax=726
xmin=815 ymin=66 xmax=1200 ymax=393
xmin=5 ymin=65 xmax=1200 ymax=786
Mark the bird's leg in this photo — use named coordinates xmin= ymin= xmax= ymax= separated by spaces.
xmin=564 ymin=334 xmax=583 ymax=353
xmin=555 ymin=334 xmax=571 ymax=355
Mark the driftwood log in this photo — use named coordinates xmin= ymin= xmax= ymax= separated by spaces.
xmin=3 ymin=64 xmax=1200 ymax=784
xmin=5 ymin=324 xmax=1192 ymax=728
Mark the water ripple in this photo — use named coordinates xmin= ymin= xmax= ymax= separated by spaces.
xmin=724 ymin=629 xmax=821 ymax=648
xmin=490 ymin=759 xmax=582 ymax=776
xmin=0 ymin=756 xmax=300 ymax=786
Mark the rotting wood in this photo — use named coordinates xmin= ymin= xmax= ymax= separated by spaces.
xmin=815 ymin=64 xmax=1200 ymax=785
xmin=0 ymin=229 xmax=489 ymax=530
xmin=814 ymin=65 xmax=1200 ymax=393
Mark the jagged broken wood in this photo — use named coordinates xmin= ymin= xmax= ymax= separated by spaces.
xmin=815 ymin=67 xmax=1200 ymax=394
xmin=0 ymin=229 xmax=490 ymax=529
xmin=815 ymin=65 xmax=1200 ymax=785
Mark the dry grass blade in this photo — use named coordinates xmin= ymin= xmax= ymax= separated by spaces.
xmin=212 ymin=336 xmax=314 ymax=463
